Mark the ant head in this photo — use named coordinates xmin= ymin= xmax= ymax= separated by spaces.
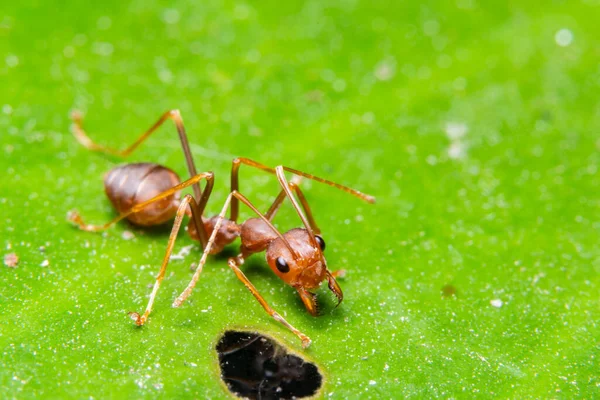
xmin=265 ymin=228 xmax=327 ymax=290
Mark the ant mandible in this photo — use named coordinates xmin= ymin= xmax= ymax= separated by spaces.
xmin=68 ymin=110 xmax=375 ymax=347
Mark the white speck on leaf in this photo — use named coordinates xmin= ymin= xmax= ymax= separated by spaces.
xmin=445 ymin=122 xmax=469 ymax=140
xmin=170 ymin=244 xmax=195 ymax=260
xmin=122 ymin=231 xmax=135 ymax=240
xmin=555 ymin=28 xmax=573 ymax=47
xmin=163 ymin=9 xmax=180 ymax=24
xmin=491 ymin=299 xmax=503 ymax=308
xmin=158 ymin=69 xmax=173 ymax=84
xmin=445 ymin=121 xmax=469 ymax=160
xmin=448 ymin=142 xmax=466 ymax=159
xmin=374 ymin=59 xmax=396 ymax=81
xmin=5 ymin=54 xmax=19 ymax=68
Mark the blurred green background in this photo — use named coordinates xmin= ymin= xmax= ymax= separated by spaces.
xmin=1 ymin=0 xmax=599 ymax=398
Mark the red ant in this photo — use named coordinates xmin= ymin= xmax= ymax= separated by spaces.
xmin=69 ymin=110 xmax=375 ymax=347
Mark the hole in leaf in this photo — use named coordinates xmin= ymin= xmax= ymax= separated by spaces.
xmin=216 ymin=331 xmax=323 ymax=399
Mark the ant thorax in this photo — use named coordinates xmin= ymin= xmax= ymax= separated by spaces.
xmin=239 ymin=218 xmax=279 ymax=255
xmin=265 ymin=228 xmax=326 ymax=289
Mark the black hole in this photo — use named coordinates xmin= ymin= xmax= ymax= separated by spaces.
xmin=216 ymin=331 xmax=323 ymax=400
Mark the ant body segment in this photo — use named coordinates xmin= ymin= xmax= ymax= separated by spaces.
xmin=69 ymin=110 xmax=375 ymax=347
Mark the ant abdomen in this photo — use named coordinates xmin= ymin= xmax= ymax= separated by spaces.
xmin=104 ymin=162 xmax=181 ymax=226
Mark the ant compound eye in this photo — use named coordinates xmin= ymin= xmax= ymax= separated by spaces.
xmin=275 ymin=257 xmax=289 ymax=273
xmin=315 ymin=235 xmax=326 ymax=251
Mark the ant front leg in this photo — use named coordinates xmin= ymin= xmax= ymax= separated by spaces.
xmin=71 ymin=109 xmax=202 ymax=199
xmin=227 ymin=256 xmax=311 ymax=348
xmin=129 ymin=194 xmax=199 ymax=326
xmin=296 ymin=286 xmax=319 ymax=317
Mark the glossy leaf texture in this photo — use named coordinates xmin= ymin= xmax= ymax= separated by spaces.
xmin=1 ymin=1 xmax=599 ymax=398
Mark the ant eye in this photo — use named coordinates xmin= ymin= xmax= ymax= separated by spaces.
xmin=275 ymin=257 xmax=289 ymax=273
xmin=315 ymin=235 xmax=325 ymax=251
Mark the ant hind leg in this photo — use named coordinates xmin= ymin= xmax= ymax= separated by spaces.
xmin=70 ymin=109 xmax=202 ymax=199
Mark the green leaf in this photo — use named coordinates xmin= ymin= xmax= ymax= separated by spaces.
xmin=1 ymin=1 xmax=598 ymax=398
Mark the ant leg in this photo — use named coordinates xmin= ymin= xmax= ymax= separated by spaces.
xmin=229 ymin=158 xmax=253 ymax=222
xmin=172 ymin=191 xmax=235 ymax=309
xmin=287 ymin=179 xmax=320 ymax=234
xmin=71 ymin=110 xmax=202 ymax=200
xmin=230 ymin=157 xmax=375 ymax=215
xmin=187 ymin=171 xmax=214 ymax=250
xmin=263 ymin=175 xmax=303 ymax=221
xmin=228 ymin=256 xmax=311 ymax=348
xmin=274 ymin=166 xmax=320 ymax=246
xmin=296 ymin=287 xmax=318 ymax=316
xmin=129 ymin=194 xmax=197 ymax=326
xmin=264 ymin=189 xmax=288 ymax=221
xmin=68 ymin=171 xmax=214 ymax=232
xmin=173 ymin=190 xmax=310 ymax=347
xmin=261 ymin=177 xmax=320 ymax=232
